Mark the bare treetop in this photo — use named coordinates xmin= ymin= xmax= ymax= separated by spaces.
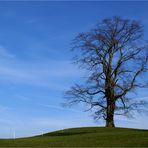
xmin=65 ymin=16 xmax=148 ymax=127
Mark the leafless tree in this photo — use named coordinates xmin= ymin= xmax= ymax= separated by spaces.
xmin=65 ymin=16 xmax=148 ymax=127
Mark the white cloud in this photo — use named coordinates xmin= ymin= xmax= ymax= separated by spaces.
xmin=0 ymin=60 xmax=81 ymax=90
xmin=38 ymin=103 xmax=83 ymax=113
xmin=0 ymin=46 xmax=15 ymax=59
xmin=0 ymin=105 xmax=11 ymax=113
xmin=0 ymin=111 xmax=97 ymax=138
xmin=0 ymin=46 xmax=83 ymax=90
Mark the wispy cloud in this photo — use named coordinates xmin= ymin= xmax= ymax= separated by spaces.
xmin=0 ymin=46 xmax=15 ymax=59
xmin=0 ymin=109 xmax=96 ymax=138
xmin=39 ymin=103 xmax=83 ymax=113
xmin=0 ymin=45 xmax=82 ymax=90
xmin=12 ymin=94 xmax=83 ymax=113
xmin=0 ymin=105 xmax=11 ymax=113
xmin=26 ymin=18 xmax=40 ymax=24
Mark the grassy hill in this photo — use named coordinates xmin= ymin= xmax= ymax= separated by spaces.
xmin=0 ymin=127 xmax=148 ymax=147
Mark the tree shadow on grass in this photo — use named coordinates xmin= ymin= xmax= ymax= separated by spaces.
xmin=43 ymin=131 xmax=93 ymax=137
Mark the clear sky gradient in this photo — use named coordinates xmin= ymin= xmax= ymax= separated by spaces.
xmin=0 ymin=1 xmax=148 ymax=138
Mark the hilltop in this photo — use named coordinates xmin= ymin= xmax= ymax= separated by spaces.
xmin=0 ymin=127 xmax=148 ymax=147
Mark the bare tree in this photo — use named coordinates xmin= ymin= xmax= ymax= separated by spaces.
xmin=65 ymin=16 xmax=148 ymax=127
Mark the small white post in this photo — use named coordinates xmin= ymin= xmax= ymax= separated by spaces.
xmin=13 ymin=131 xmax=16 ymax=139
xmin=42 ymin=131 xmax=43 ymax=136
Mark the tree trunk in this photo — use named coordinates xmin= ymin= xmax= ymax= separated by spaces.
xmin=106 ymin=100 xmax=115 ymax=127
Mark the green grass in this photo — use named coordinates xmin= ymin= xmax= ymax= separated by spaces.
xmin=0 ymin=127 xmax=148 ymax=147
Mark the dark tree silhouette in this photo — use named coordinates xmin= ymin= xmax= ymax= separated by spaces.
xmin=65 ymin=16 xmax=148 ymax=127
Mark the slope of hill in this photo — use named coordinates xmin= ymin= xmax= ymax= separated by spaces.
xmin=0 ymin=127 xmax=148 ymax=147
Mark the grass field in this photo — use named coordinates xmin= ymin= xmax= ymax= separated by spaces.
xmin=0 ymin=127 xmax=148 ymax=147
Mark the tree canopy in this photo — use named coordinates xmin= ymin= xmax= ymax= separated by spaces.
xmin=65 ymin=16 xmax=148 ymax=127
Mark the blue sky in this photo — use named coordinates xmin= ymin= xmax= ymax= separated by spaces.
xmin=0 ymin=1 xmax=148 ymax=138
